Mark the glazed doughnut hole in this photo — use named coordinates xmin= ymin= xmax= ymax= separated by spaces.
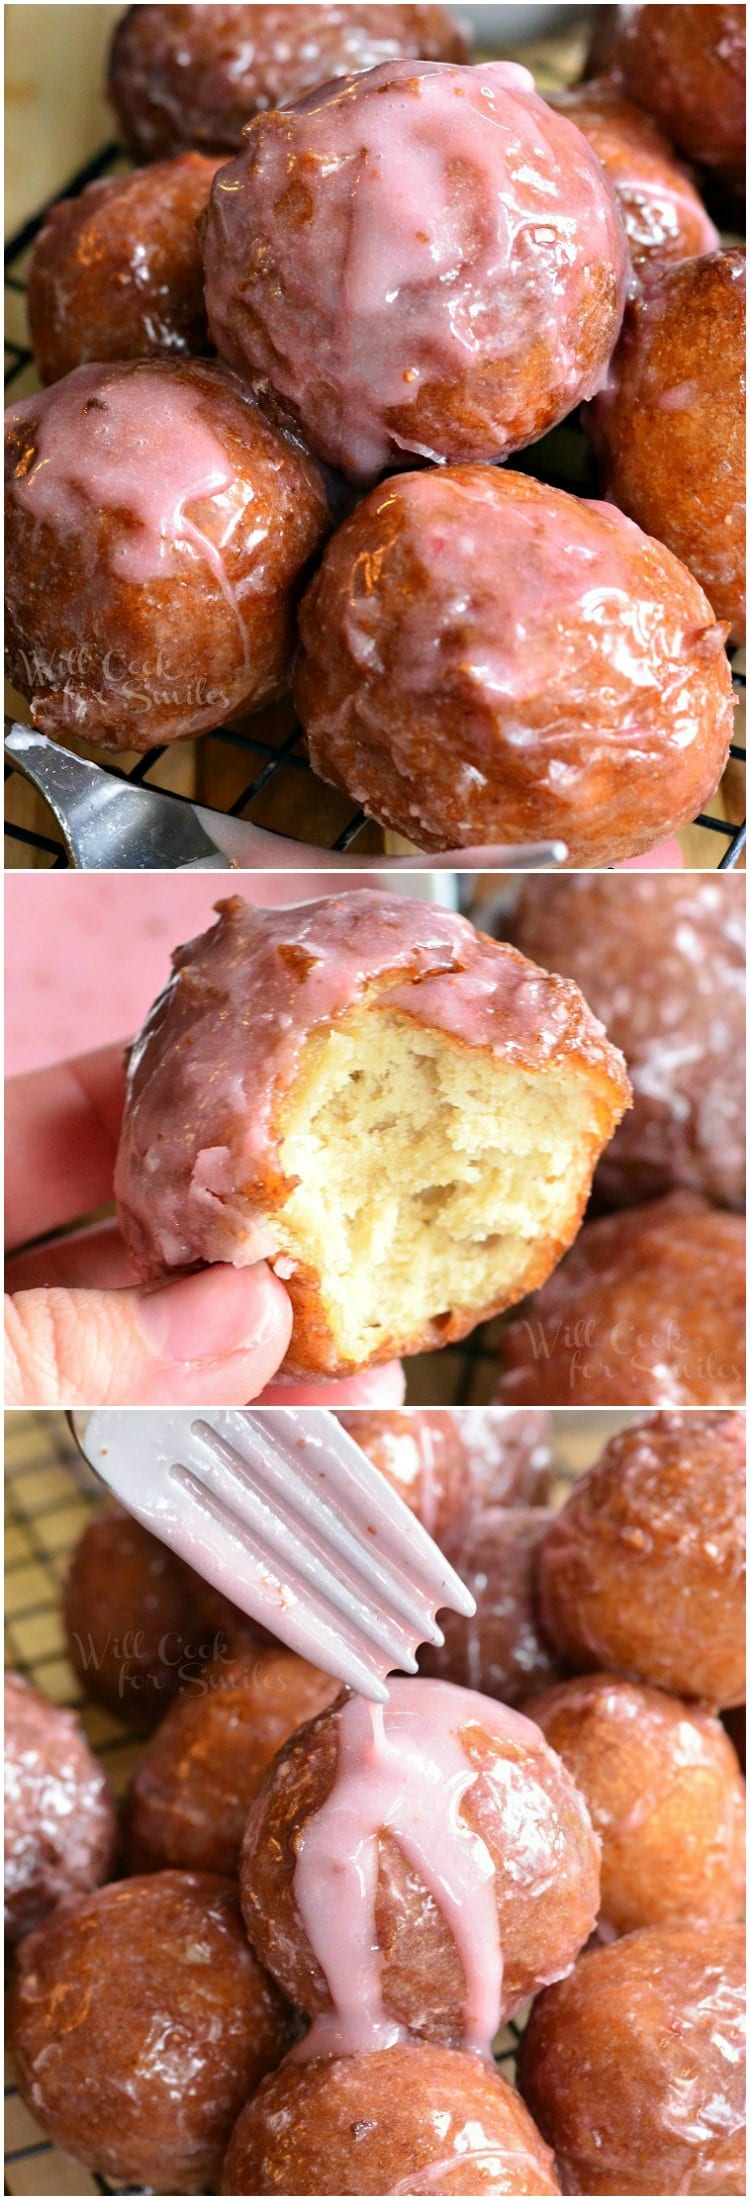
xmin=63 ymin=1504 xmax=207 ymax=1726
xmin=589 ymin=249 xmax=746 ymax=642
xmin=5 ymin=358 xmax=329 ymax=751
xmin=510 ymin=873 xmax=746 ymax=1212
xmin=599 ymin=2 xmax=746 ymax=190
xmin=108 ymin=4 xmax=471 ymax=160
xmin=536 ymin=1410 xmax=746 ymax=1708
xmin=497 ymin=1194 xmax=746 ymax=1408
xmin=201 ymin=58 xmax=628 ymax=480
xmin=525 ymin=1674 xmax=746 ymax=1937
xmin=125 ymin=1650 xmax=339 ymax=1876
xmin=337 ymin=1408 xmax=472 ymax=1545
xmin=546 ymin=78 xmax=718 ymax=285
xmin=518 ymin=1922 xmax=746 ymax=2198
xmin=239 ymin=1677 xmax=600 ymax=2049
xmin=27 ymin=153 xmax=226 ymax=384
xmin=420 ymin=1508 xmax=565 ymax=1705
xmin=7 ymin=1871 xmax=293 ymax=2193
xmin=222 ymin=2041 xmax=562 ymax=2196
xmin=294 ymin=468 xmax=734 ymax=867
xmin=4 ymin=1672 xmax=117 ymax=1945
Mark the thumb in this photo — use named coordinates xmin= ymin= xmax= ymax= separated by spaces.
xmin=4 ymin=1264 xmax=294 ymax=1408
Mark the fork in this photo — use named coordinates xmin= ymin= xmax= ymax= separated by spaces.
xmin=70 ymin=1407 xmax=475 ymax=1702
xmin=6 ymin=723 xmax=568 ymax=871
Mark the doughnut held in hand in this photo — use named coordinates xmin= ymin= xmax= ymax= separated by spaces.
xmin=294 ymin=469 xmax=734 ymax=866
xmin=114 ymin=891 xmax=630 ymax=1378
xmin=202 ymin=59 xmax=628 ymax=480
xmin=108 ymin=4 xmax=470 ymax=159
xmin=4 ymin=358 xmax=329 ymax=750
xmin=222 ymin=2041 xmax=561 ymax=2196
xmin=497 ymin=1194 xmax=746 ymax=1408
xmin=537 ymin=1410 xmax=746 ymax=1708
xmin=4 ymin=1672 xmax=117 ymax=1945
xmin=518 ymin=1922 xmax=746 ymax=2197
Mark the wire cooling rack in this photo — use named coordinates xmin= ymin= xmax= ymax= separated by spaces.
xmin=4 ymin=143 xmax=746 ymax=872
xmin=6 ymin=1406 xmax=627 ymax=2197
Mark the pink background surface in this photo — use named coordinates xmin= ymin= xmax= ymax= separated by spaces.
xmin=5 ymin=873 xmax=375 ymax=1075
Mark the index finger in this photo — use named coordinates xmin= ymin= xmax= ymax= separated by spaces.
xmin=5 ymin=1042 xmax=129 ymax=1252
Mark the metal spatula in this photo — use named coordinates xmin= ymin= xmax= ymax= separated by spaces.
xmin=71 ymin=1407 xmax=475 ymax=1702
xmin=6 ymin=723 xmax=568 ymax=872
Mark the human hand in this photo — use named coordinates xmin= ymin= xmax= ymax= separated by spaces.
xmin=5 ymin=1044 xmax=405 ymax=1410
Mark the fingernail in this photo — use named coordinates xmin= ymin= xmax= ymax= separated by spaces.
xmin=137 ymin=1265 xmax=273 ymax=1364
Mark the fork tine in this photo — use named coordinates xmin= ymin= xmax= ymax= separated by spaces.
xmin=191 ymin=1416 xmax=459 ymax=1640
xmin=234 ymin=1411 xmax=476 ymax=1616
xmin=170 ymin=1459 xmax=444 ymax=1669
xmin=169 ymin=1467 xmax=415 ymax=1699
xmin=78 ymin=1408 xmax=475 ymax=1704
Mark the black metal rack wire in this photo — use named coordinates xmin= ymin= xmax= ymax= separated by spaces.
xmin=6 ymin=1405 xmax=591 ymax=2195
xmin=5 ymin=143 xmax=746 ymax=872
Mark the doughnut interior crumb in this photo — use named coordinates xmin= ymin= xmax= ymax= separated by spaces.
xmin=275 ymin=1006 xmax=601 ymax=1363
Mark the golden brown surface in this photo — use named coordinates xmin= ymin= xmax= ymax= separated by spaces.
xmin=63 ymin=1504 xmax=204 ymax=1727
xmin=27 ymin=152 xmax=225 ymax=383
xmin=497 ymin=1195 xmax=746 ymax=1408
xmin=590 ymin=250 xmax=746 ymax=642
xmin=602 ymin=2 xmax=746 ymax=188
xmin=125 ymin=1650 xmax=339 ymax=1876
xmin=295 ymin=468 xmax=733 ymax=866
xmin=7 ymin=1871 xmax=293 ymax=2193
xmin=524 ymin=1674 xmax=746 ymax=1936
xmin=239 ymin=1690 xmax=600 ymax=2039
xmin=510 ymin=874 xmax=746 ymax=1212
xmin=221 ymin=2043 xmax=561 ymax=2195
xmin=537 ymin=1411 xmax=746 ymax=1708
xmin=108 ymin=3 xmax=469 ymax=157
xmin=547 ymin=77 xmax=718 ymax=282
xmin=518 ymin=1922 xmax=746 ymax=2196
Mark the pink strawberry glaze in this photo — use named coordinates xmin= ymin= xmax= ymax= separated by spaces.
xmin=203 ymin=58 xmax=628 ymax=478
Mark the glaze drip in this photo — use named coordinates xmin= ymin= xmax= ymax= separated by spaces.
xmin=7 ymin=363 xmax=250 ymax=657
xmin=293 ymin=1678 xmax=544 ymax=2060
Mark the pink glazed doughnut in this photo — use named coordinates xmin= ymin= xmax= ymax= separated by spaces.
xmin=4 ymin=358 xmax=329 ymax=749
xmin=114 ymin=890 xmax=630 ymax=1377
xmin=294 ymin=467 xmax=734 ymax=866
xmin=202 ymin=59 xmax=629 ymax=480
xmin=239 ymin=1677 xmax=600 ymax=2054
